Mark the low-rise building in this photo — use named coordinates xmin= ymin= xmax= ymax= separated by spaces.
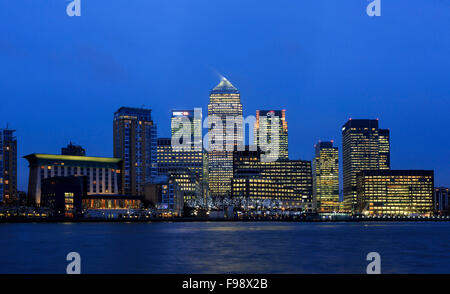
xmin=24 ymin=154 xmax=123 ymax=205
xmin=356 ymin=170 xmax=434 ymax=216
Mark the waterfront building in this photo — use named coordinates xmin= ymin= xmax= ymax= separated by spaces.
xmin=356 ymin=170 xmax=434 ymax=216
xmin=113 ymin=107 xmax=158 ymax=196
xmin=145 ymin=176 xmax=184 ymax=216
xmin=62 ymin=142 xmax=86 ymax=156
xmin=312 ymin=141 xmax=339 ymax=212
xmin=0 ymin=128 xmax=17 ymax=204
xmin=232 ymin=148 xmax=313 ymax=211
xmin=157 ymin=138 xmax=202 ymax=201
xmin=207 ymin=77 xmax=243 ymax=198
xmin=82 ymin=195 xmax=142 ymax=210
xmin=434 ymin=187 xmax=450 ymax=214
xmin=24 ymin=154 xmax=123 ymax=205
xmin=254 ymin=110 xmax=288 ymax=161
xmin=342 ymin=119 xmax=390 ymax=212
xmin=40 ymin=176 xmax=85 ymax=218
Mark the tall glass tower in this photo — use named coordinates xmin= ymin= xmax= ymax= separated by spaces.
xmin=171 ymin=109 xmax=202 ymax=152
xmin=0 ymin=128 xmax=17 ymax=204
xmin=113 ymin=107 xmax=157 ymax=195
xmin=342 ymin=119 xmax=390 ymax=212
xmin=312 ymin=141 xmax=339 ymax=212
xmin=207 ymin=77 xmax=243 ymax=198
xmin=254 ymin=110 xmax=288 ymax=161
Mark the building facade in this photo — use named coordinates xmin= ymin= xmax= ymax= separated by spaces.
xmin=434 ymin=187 xmax=450 ymax=214
xmin=113 ymin=107 xmax=157 ymax=195
xmin=41 ymin=176 xmax=85 ymax=218
xmin=207 ymin=77 xmax=243 ymax=198
xmin=233 ymin=149 xmax=313 ymax=211
xmin=342 ymin=119 xmax=390 ymax=212
xmin=312 ymin=141 xmax=339 ymax=212
xmin=356 ymin=170 xmax=434 ymax=216
xmin=254 ymin=110 xmax=288 ymax=161
xmin=24 ymin=154 xmax=123 ymax=205
xmin=0 ymin=128 xmax=17 ymax=204
xmin=145 ymin=176 xmax=184 ymax=216
xmin=171 ymin=109 xmax=202 ymax=152
xmin=157 ymin=138 xmax=202 ymax=201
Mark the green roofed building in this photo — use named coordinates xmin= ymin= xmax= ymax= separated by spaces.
xmin=24 ymin=154 xmax=123 ymax=205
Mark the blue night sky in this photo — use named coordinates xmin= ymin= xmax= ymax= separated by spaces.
xmin=0 ymin=1 xmax=449 ymax=192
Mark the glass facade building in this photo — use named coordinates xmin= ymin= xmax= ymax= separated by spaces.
xmin=157 ymin=138 xmax=202 ymax=201
xmin=171 ymin=109 xmax=202 ymax=152
xmin=232 ymin=149 xmax=313 ymax=211
xmin=207 ymin=77 xmax=243 ymax=198
xmin=0 ymin=129 xmax=17 ymax=204
xmin=434 ymin=187 xmax=450 ymax=214
xmin=342 ymin=119 xmax=390 ymax=212
xmin=312 ymin=141 xmax=339 ymax=212
xmin=356 ymin=170 xmax=434 ymax=216
xmin=254 ymin=110 xmax=288 ymax=161
xmin=113 ymin=107 xmax=157 ymax=196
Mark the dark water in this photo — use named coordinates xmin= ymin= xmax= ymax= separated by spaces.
xmin=1 ymin=222 xmax=450 ymax=274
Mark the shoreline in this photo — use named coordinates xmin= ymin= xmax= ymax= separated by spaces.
xmin=1 ymin=217 xmax=449 ymax=223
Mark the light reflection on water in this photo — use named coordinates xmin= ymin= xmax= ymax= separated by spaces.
xmin=0 ymin=222 xmax=450 ymax=274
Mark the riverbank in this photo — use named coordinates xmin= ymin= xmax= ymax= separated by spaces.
xmin=1 ymin=216 xmax=449 ymax=223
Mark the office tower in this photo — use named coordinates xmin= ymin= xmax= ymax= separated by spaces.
xmin=25 ymin=154 xmax=123 ymax=205
xmin=157 ymin=138 xmax=202 ymax=201
xmin=171 ymin=109 xmax=202 ymax=152
xmin=207 ymin=77 xmax=243 ymax=198
xmin=254 ymin=110 xmax=288 ymax=161
xmin=232 ymin=148 xmax=313 ymax=211
xmin=113 ymin=107 xmax=157 ymax=195
xmin=356 ymin=170 xmax=434 ymax=215
xmin=62 ymin=142 xmax=86 ymax=156
xmin=378 ymin=129 xmax=390 ymax=170
xmin=0 ymin=128 xmax=17 ymax=204
xmin=342 ymin=119 xmax=390 ymax=212
xmin=312 ymin=141 xmax=339 ymax=212
xmin=434 ymin=187 xmax=450 ymax=214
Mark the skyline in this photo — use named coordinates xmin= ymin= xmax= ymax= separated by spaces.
xmin=0 ymin=1 xmax=449 ymax=191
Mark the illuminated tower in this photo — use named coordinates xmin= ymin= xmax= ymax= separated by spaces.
xmin=113 ymin=107 xmax=157 ymax=196
xmin=171 ymin=109 xmax=202 ymax=152
xmin=342 ymin=119 xmax=390 ymax=212
xmin=0 ymin=128 xmax=17 ymax=204
xmin=254 ymin=110 xmax=288 ymax=161
xmin=207 ymin=77 xmax=243 ymax=198
xmin=312 ymin=141 xmax=339 ymax=212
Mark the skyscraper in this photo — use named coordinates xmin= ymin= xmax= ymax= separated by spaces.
xmin=254 ymin=110 xmax=288 ymax=161
xmin=171 ymin=109 xmax=202 ymax=152
xmin=312 ymin=141 xmax=339 ymax=212
xmin=113 ymin=107 xmax=157 ymax=196
xmin=0 ymin=128 xmax=17 ymax=204
xmin=342 ymin=119 xmax=390 ymax=212
xmin=207 ymin=77 xmax=243 ymax=198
